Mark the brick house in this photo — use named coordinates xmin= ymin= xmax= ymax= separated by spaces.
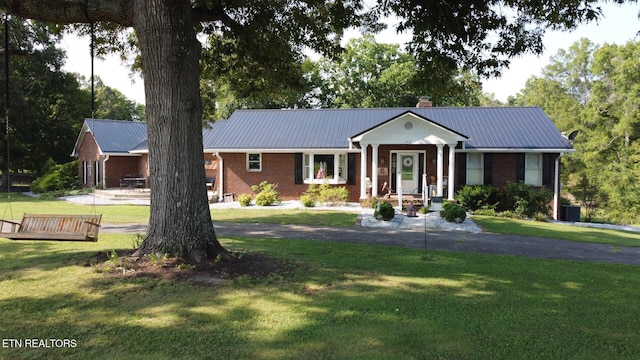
xmin=71 ymin=105 xmax=574 ymax=218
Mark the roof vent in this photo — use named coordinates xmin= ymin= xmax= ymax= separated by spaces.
xmin=416 ymin=96 xmax=433 ymax=108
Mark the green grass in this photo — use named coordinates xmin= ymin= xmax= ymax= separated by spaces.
xmin=474 ymin=215 xmax=640 ymax=247
xmin=0 ymin=194 xmax=357 ymax=227
xmin=210 ymin=208 xmax=357 ymax=227
xmin=0 ymin=235 xmax=639 ymax=359
xmin=0 ymin=193 xmax=150 ymax=224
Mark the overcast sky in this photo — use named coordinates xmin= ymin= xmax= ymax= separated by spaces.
xmin=60 ymin=2 xmax=640 ymax=105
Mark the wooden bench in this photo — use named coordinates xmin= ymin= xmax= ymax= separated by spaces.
xmin=120 ymin=174 xmax=146 ymax=189
xmin=0 ymin=214 xmax=102 ymax=241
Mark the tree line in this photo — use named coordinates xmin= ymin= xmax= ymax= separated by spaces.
xmin=511 ymin=38 xmax=640 ymax=224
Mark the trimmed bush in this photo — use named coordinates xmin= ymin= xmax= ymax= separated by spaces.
xmin=318 ymin=185 xmax=349 ymax=206
xmin=303 ymin=183 xmax=349 ymax=206
xmin=251 ymin=181 xmax=281 ymax=206
xmin=374 ymin=201 xmax=395 ymax=221
xmin=440 ymin=202 xmax=467 ymax=223
xmin=300 ymin=194 xmax=315 ymax=207
xmin=238 ymin=193 xmax=252 ymax=207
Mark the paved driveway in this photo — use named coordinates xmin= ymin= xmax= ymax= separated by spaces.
xmin=102 ymin=222 xmax=640 ymax=265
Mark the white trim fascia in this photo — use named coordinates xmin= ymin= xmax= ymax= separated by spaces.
xmin=460 ymin=148 xmax=576 ymax=153
xmin=204 ymin=148 xmax=359 ymax=154
xmin=105 ymin=152 xmax=143 ymax=156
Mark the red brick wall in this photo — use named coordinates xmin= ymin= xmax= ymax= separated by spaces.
xmin=492 ymin=153 xmax=518 ymax=188
xmin=76 ymin=132 xmax=145 ymax=188
xmin=105 ymin=156 xmax=143 ymax=188
xmin=221 ymin=152 xmax=362 ymax=202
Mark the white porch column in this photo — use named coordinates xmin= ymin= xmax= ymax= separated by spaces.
xmin=436 ymin=144 xmax=444 ymax=197
xmin=447 ymin=144 xmax=456 ymax=200
xmin=371 ymin=144 xmax=379 ymax=197
xmin=360 ymin=144 xmax=368 ymax=200
xmin=553 ymin=154 xmax=562 ymax=220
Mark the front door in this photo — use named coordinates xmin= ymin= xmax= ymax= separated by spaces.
xmin=398 ymin=153 xmax=418 ymax=194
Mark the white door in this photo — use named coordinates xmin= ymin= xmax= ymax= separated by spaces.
xmin=398 ymin=153 xmax=418 ymax=194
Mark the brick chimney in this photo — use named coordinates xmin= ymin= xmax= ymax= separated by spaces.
xmin=416 ymin=96 xmax=433 ymax=108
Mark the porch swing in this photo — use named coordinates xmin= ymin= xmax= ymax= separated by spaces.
xmin=0 ymin=13 xmax=101 ymax=241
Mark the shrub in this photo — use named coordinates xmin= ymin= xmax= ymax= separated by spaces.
xmin=318 ymin=185 xmax=349 ymax=206
xmin=300 ymin=194 xmax=315 ymax=207
xmin=455 ymin=185 xmax=500 ymax=211
xmin=303 ymin=183 xmax=349 ymax=206
xmin=251 ymin=181 xmax=281 ymax=206
xmin=533 ymin=212 xmax=548 ymax=222
xmin=440 ymin=202 xmax=467 ymax=223
xmin=374 ymin=201 xmax=395 ymax=221
xmin=473 ymin=208 xmax=496 ymax=217
xmin=361 ymin=196 xmax=379 ymax=209
xmin=502 ymin=181 xmax=552 ymax=218
xmin=30 ymin=159 xmax=79 ymax=194
xmin=238 ymin=193 xmax=252 ymax=207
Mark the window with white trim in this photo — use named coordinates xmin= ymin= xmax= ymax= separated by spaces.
xmin=525 ymin=153 xmax=542 ymax=186
xmin=303 ymin=153 xmax=347 ymax=184
xmin=247 ymin=153 xmax=262 ymax=172
xmin=466 ymin=153 xmax=483 ymax=185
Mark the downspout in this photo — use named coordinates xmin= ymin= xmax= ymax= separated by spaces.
xmin=215 ymin=152 xmax=223 ymax=197
xmin=102 ymin=155 xmax=109 ymax=189
xmin=553 ymin=153 xmax=563 ymax=220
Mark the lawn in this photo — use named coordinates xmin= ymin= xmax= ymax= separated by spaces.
xmin=0 ymin=193 xmax=357 ymax=227
xmin=473 ymin=215 xmax=640 ymax=247
xmin=0 ymin=234 xmax=639 ymax=359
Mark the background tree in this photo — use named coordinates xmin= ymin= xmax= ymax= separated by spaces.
xmin=0 ymin=17 xmax=87 ymax=176
xmin=315 ymin=36 xmax=486 ymax=107
xmin=200 ymin=35 xmax=318 ymax=120
xmin=513 ymin=38 xmax=640 ymax=223
xmin=1 ymin=0 xmax=620 ymax=262
xmin=90 ymin=77 xmax=146 ymax=121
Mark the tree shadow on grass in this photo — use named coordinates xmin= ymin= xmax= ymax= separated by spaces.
xmin=1 ymin=237 xmax=640 ymax=359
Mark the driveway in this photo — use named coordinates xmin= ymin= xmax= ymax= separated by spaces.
xmin=102 ymin=222 xmax=640 ymax=265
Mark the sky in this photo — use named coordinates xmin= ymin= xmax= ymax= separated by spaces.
xmin=60 ymin=2 xmax=639 ymax=105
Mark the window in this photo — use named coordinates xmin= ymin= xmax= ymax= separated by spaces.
xmin=247 ymin=153 xmax=261 ymax=171
xmin=302 ymin=153 xmax=347 ymax=184
xmin=82 ymin=161 xmax=88 ymax=185
xmin=94 ymin=161 xmax=100 ymax=187
xmin=525 ymin=153 xmax=542 ymax=186
xmin=466 ymin=153 xmax=483 ymax=185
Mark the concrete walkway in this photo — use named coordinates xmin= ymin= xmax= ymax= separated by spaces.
xmin=102 ymin=222 xmax=640 ymax=266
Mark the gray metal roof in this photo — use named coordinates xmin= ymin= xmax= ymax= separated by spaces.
xmin=203 ymin=107 xmax=573 ymax=151
xmin=86 ymin=119 xmax=147 ymax=153
xmin=80 ymin=107 xmax=573 ymax=154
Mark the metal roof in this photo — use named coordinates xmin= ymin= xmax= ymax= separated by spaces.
xmin=79 ymin=107 xmax=573 ymax=155
xmin=86 ymin=119 xmax=148 ymax=153
xmin=203 ymin=107 xmax=573 ymax=151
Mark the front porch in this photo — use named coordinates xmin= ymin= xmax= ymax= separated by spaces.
xmin=351 ymin=112 xmax=467 ymax=204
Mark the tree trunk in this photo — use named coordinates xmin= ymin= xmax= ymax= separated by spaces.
xmin=132 ymin=0 xmax=226 ymax=262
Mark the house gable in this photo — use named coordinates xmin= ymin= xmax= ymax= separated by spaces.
xmin=350 ymin=111 xmax=468 ymax=146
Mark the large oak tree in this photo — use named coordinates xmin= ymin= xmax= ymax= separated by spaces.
xmin=0 ymin=0 xmax=617 ymax=262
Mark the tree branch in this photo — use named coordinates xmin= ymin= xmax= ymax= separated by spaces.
xmin=1 ymin=0 xmax=133 ymax=26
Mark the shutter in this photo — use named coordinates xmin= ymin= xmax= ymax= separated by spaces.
xmin=483 ymin=153 xmax=493 ymax=185
xmin=516 ymin=153 xmax=525 ymax=182
xmin=294 ymin=153 xmax=303 ymax=184
xmin=542 ymin=153 xmax=552 ymax=186
xmin=418 ymin=153 xmax=425 ymax=192
xmin=347 ymin=153 xmax=356 ymax=185
xmin=457 ymin=153 xmax=467 ymax=187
